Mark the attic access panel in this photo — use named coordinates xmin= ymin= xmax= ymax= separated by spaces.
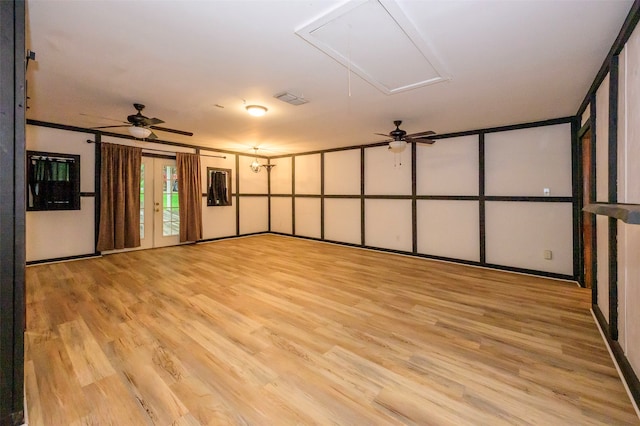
xmin=296 ymin=0 xmax=449 ymax=95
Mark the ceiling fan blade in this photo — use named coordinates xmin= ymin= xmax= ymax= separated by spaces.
xmin=374 ymin=132 xmax=389 ymax=137
xmin=80 ymin=113 xmax=127 ymax=123
xmin=406 ymin=136 xmax=436 ymax=145
xmin=142 ymin=117 xmax=165 ymax=126
xmin=91 ymin=125 xmax=131 ymax=129
xmin=407 ymin=130 xmax=436 ymax=138
xmin=149 ymin=125 xmax=194 ymax=137
xmin=147 ymin=131 xmax=158 ymax=140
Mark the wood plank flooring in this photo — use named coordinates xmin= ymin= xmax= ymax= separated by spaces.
xmin=25 ymin=235 xmax=639 ymax=425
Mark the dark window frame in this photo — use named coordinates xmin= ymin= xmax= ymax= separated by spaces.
xmin=26 ymin=150 xmax=81 ymax=211
xmin=206 ymin=167 xmax=232 ymax=207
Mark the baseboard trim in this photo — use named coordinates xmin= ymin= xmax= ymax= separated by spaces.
xmin=592 ymin=305 xmax=640 ymax=417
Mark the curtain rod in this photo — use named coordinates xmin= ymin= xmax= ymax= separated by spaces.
xmin=86 ymin=140 xmax=226 ymax=159
xmin=29 ymin=155 xmax=76 ymax=162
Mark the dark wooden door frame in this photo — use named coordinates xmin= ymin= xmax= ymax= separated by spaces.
xmin=0 ymin=1 xmax=26 ymax=425
xmin=577 ymin=122 xmax=595 ymax=291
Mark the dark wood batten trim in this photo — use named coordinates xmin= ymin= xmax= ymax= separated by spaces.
xmin=429 ymin=116 xmax=574 ymax=141
xmin=360 ymin=147 xmax=366 ymax=246
xmin=577 ymin=0 xmax=640 ymax=117
xmin=590 ymin=92 xmax=598 ymax=304
xmin=0 ymin=1 xmax=26 ymax=423
xmin=484 ymin=196 xmax=573 ymax=202
xmin=291 ymin=156 xmax=296 ymax=235
xmin=26 ymin=119 xmax=265 ymax=159
xmin=608 ymin=55 xmax=619 ymax=341
xmin=235 ymin=154 xmax=240 ymax=236
xmin=291 ymin=193 xmax=322 ymax=198
xmin=411 ymin=141 xmax=418 ymax=254
xmin=593 ymin=304 xmax=640 ymax=409
xmin=287 ymin=194 xmax=572 ymax=202
xmin=271 ymin=233 xmax=575 ymax=281
xmin=479 ymin=133 xmax=486 ymax=265
xmin=320 ymin=152 xmax=325 ymax=240
xmin=26 ymin=253 xmax=101 ymax=266
xmin=267 ymin=160 xmax=272 ymax=233
xmin=268 ymin=117 xmax=575 ymax=159
xmin=197 ymin=231 xmax=270 ymax=244
xmin=94 ymin=134 xmax=101 ymax=254
xmin=79 ymin=192 xmax=95 ymax=197
xmin=571 ymin=117 xmax=582 ymax=283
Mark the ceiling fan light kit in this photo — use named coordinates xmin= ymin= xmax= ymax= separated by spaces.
xmin=377 ymin=120 xmax=437 ymax=156
xmin=128 ymin=126 xmax=152 ymax=139
xmin=246 ymin=105 xmax=268 ymax=117
xmin=90 ymin=103 xmax=193 ymax=139
xmin=388 ymin=140 xmax=407 ymax=153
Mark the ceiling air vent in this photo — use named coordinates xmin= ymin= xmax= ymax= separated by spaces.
xmin=274 ymin=92 xmax=309 ymax=106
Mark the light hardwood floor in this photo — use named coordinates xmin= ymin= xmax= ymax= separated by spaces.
xmin=25 ymin=235 xmax=639 ymax=425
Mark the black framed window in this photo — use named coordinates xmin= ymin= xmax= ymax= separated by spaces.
xmin=207 ymin=167 xmax=232 ymax=206
xmin=27 ymin=151 xmax=80 ymax=211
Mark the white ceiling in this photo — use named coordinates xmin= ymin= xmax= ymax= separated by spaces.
xmin=26 ymin=0 xmax=633 ymax=156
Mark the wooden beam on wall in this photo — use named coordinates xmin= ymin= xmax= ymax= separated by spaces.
xmin=0 ymin=1 xmax=26 ymax=424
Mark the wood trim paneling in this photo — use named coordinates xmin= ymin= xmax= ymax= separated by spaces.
xmin=577 ymin=1 xmax=640 ymax=117
xmin=479 ymin=133 xmax=486 ymax=265
xmin=0 ymin=1 xmax=25 ymax=424
xmin=608 ymin=55 xmax=619 ymax=341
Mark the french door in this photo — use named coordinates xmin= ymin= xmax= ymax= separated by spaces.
xmin=140 ymin=156 xmax=180 ymax=249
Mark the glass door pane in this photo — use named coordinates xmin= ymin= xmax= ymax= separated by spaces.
xmin=162 ymin=165 xmax=179 ymax=236
xmin=140 ymin=163 xmax=145 ymax=239
xmin=153 ymin=159 xmax=180 ymax=248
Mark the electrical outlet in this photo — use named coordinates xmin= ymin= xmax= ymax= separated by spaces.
xmin=543 ymin=188 xmax=550 ymax=196
xmin=544 ymin=250 xmax=553 ymax=260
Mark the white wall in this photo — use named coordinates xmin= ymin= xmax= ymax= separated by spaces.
xmin=417 ymin=200 xmax=479 ymax=261
xmin=485 ymin=202 xmax=574 ymax=275
xmin=616 ymin=23 xmax=640 ymax=378
xmin=294 ymin=154 xmax=321 ymax=195
xmin=324 ymin=198 xmax=360 ymax=244
xmin=417 ymin=135 xmax=478 ymax=196
xmin=365 ymin=199 xmax=412 ymax=251
xmin=272 ymin=122 xmax=574 ymax=276
xmin=325 ymin=149 xmax=360 ymax=195
xmin=270 ymin=197 xmax=292 ymax=234
xmin=270 ymin=157 xmax=292 ymax=194
xmin=595 ymin=75 xmax=611 ymax=321
xmin=485 ymin=124 xmax=572 ymax=197
xmin=26 ymin=128 xmax=271 ymax=261
xmin=26 ymin=125 xmax=95 ymax=261
xmin=365 ymin=146 xmax=411 ymax=195
xmin=200 ymin=150 xmax=236 ymax=240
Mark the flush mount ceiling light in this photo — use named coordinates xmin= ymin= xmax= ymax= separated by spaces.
xmin=128 ymin=126 xmax=152 ymax=139
xmin=246 ymin=105 xmax=268 ymax=117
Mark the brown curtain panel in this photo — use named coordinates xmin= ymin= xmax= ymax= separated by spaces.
xmin=176 ymin=152 xmax=203 ymax=242
xmin=96 ymin=143 xmax=142 ymax=251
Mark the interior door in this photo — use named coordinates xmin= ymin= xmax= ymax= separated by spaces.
xmin=140 ymin=156 xmax=180 ymax=249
